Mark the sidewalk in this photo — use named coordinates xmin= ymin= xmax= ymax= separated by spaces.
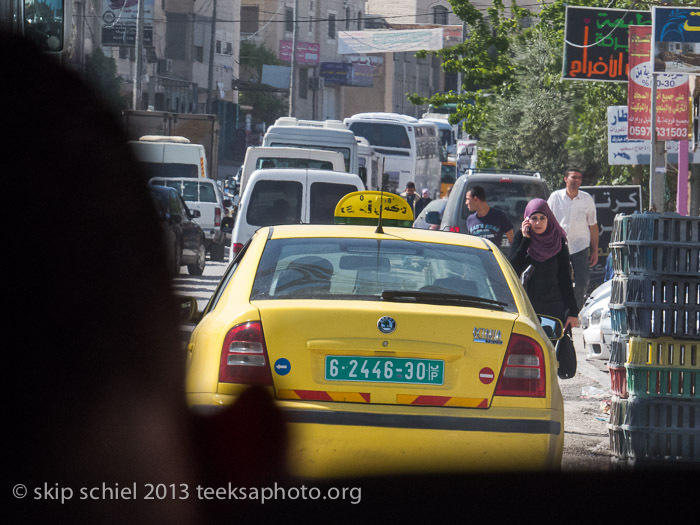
xmin=560 ymin=327 xmax=614 ymax=471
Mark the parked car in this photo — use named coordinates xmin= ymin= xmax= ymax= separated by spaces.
xmin=412 ymin=198 xmax=447 ymax=229
xmin=184 ymin=192 xmax=567 ymax=478
xmin=149 ymin=177 xmax=231 ymax=261
xmin=439 ymin=170 xmax=550 ymax=255
xmin=148 ymin=185 xmax=207 ymax=276
xmin=579 ymin=280 xmax=613 ymax=360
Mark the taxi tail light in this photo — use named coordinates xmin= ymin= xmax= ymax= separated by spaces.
xmin=449 ymin=225 xmax=460 ymax=233
xmin=215 ymin=207 xmax=222 ymax=227
xmin=494 ymin=333 xmax=546 ymax=397
xmin=219 ymin=321 xmax=272 ymax=385
xmin=232 ymin=243 xmax=244 ymax=256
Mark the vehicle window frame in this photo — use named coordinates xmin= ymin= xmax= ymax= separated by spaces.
xmin=249 ymin=237 xmax=517 ymax=312
xmin=204 ymin=240 xmax=251 ymax=314
xmin=246 ymin=179 xmax=303 ymax=226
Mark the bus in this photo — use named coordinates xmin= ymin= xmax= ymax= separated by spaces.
xmin=1 ymin=0 xmax=72 ymax=59
xmin=343 ymin=113 xmax=441 ymax=198
xmin=262 ymin=117 xmax=359 ymax=175
xmin=421 ymin=117 xmax=455 ymax=158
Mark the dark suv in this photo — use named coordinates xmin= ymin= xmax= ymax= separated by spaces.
xmin=438 ymin=170 xmax=551 ymax=255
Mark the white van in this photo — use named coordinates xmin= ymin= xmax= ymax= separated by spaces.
xmin=239 ymin=146 xmax=345 ymax=195
xmin=262 ymin=118 xmax=359 ymax=175
xmin=130 ymin=136 xmax=208 ymax=179
xmin=230 ymin=169 xmax=364 ymax=258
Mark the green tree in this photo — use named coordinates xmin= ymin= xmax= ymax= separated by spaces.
xmin=408 ymin=0 xmax=650 ymax=191
xmin=238 ymin=41 xmax=286 ymax=126
xmin=84 ymin=47 xmax=127 ymax=116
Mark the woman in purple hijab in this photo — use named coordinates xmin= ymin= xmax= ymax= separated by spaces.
xmin=508 ymin=198 xmax=579 ymax=330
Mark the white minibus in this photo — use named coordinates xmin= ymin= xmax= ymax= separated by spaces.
xmin=262 ymin=118 xmax=359 ymax=175
xmin=343 ymin=113 xmax=441 ymax=198
xmin=239 ymin=146 xmax=346 ymax=195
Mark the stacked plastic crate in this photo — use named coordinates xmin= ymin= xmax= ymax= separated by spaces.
xmin=608 ymin=212 xmax=699 ymax=468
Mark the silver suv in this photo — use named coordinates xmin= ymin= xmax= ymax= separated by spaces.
xmin=437 ymin=170 xmax=551 ymax=255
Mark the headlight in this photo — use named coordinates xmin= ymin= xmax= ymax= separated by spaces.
xmin=590 ymin=308 xmax=603 ymax=325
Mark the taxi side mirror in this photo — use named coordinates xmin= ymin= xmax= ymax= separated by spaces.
xmin=538 ymin=315 xmax=563 ymax=341
xmin=425 ymin=211 xmax=441 ymax=225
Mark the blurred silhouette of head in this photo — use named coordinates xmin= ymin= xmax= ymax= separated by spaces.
xmin=5 ymin=33 xmax=286 ymax=523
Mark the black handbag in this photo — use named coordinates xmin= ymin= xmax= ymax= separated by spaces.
xmin=556 ymin=326 xmax=577 ymax=379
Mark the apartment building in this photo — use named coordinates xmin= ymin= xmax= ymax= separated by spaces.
xmin=240 ymin=0 xmax=367 ymax=121
xmin=72 ymin=0 xmax=240 ymax=113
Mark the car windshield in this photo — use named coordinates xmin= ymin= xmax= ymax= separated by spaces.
xmin=138 ymin=162 xmax=198 ymax=178
xmin=250 ymin=238 xmax=517 ymax=312
xmin=463 ymin=180 xmax=548 ymax=226
xmin=255 ymin=157 xmax=335 ymax=170
xmin=348 ymin=122 xmax=411 ymax=149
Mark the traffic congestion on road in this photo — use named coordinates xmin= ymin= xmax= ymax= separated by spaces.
xmin=7 ymin=5 xmax=699 ymax=521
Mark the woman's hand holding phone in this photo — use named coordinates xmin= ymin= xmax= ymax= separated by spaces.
xmin=521 ymin=217 xmax=531 ymax=238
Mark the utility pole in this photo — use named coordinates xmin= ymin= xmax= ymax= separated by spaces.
xmin=288 ymin=0 xmax=299 ymax=117
xmin=206 ymin=0 xmax=218 ymax=114
xmin=132 ymin=0 xmax=144 ymax=110
xmin=649 ymin=74 xmax=665 ymax=211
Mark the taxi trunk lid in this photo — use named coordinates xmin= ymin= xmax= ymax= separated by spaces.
xmin=255 ymin=300 xmax=517 ymax=408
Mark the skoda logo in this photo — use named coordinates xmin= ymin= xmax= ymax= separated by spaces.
xmin=377 ymin=316 xmax=396 ymax=334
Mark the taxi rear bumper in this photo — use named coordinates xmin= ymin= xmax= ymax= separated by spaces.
xmin=283 ymin=404 xmax=563 ymax=477
xmin=188 ymin=393 xmax=563 ymax=477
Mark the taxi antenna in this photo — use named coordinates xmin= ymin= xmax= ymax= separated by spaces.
xmin=375 ymin=158 xmax=386 ymax=234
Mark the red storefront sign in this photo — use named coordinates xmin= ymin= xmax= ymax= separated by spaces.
xmin=279 ymin=41 xmax=320 ymax=65
xmin=627 ymin=25 xmax=690 ymax=141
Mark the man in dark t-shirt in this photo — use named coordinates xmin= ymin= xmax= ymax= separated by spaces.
xmin=465 ymin=185 xmax=514 ymax=248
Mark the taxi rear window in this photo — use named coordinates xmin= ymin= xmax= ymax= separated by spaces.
xmin=250 ymin=238 xmax=516 ymax=312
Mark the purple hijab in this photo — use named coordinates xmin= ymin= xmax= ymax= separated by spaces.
xmin=524 ymin=198 xmax=567 ymax=262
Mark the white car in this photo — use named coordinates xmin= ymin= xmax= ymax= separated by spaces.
xmin=579 ymin=280 xmax=613 ymax=360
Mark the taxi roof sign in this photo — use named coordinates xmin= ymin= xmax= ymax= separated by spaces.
xmin=334 ymin=191 xmax=414 ymax=227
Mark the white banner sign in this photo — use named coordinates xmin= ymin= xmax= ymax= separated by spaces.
xmin=338 ymin=29 xmax=444 ymax=54
xmin=607 ymin=105 xmax=698 ymax=165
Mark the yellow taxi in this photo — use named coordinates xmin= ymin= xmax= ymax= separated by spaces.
xmin=185 ymin=192 xmax=565 ymax=477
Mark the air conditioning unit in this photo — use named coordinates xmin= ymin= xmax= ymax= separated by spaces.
xmin=308 ymin=77 xmax=324 ymax=90
xmin=157 ymin=59 xmax=173 ymax=74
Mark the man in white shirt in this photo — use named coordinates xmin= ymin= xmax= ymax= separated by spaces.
xmin=547 ymin=169 xmax=599 ymax=310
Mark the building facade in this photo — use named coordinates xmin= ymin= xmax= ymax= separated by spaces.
xmin=72 ymin=0 xmax=241 ymax=113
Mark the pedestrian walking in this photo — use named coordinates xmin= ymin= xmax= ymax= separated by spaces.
xmin=401 ymin=181 xmax=419 ymax=215
xmin=508 ymin=198 xmax=579 ymax=331
xmin=465 ymin=185 xmax=514 ymax=248
xmin=414 ymin=188 xmax=432 ymax=216
xmin=547 ymin=168 xmax=599 ymax=309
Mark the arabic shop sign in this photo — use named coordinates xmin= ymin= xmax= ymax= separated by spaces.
xmin=607 ymin=106 xmax=698 ymax=166
xmin=581 ymin=185 xmax=641 ymax=289
xmin=563 ymin=6 xmax=651 ymax=82
xmin=652 ymin=6 xmax=700 ymax=75
xmin=627 ymin=25 xmax=690 ymax=142
xmin=608 ymin=106 xmax=645 ymax=165
xmin=279 ymin=41 xmax=320 ymax=65
xmin=101 ymin=0 xmax=154 ymax=47
xmin=320 ymin=63 xmax=374 ymax=87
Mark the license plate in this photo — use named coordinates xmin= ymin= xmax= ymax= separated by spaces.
xmin=325 ymin=356 xmax=444 ymax=385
